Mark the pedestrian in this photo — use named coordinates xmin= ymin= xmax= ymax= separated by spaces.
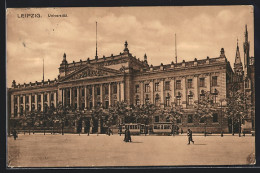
xmin=187 ymin=129 xmax=194 ymax=145
xmin=181 ymin=128 xmax=183 ymax=134
xmin=124 ymin=127 xmax=129 ymax=142
xmin=176 ymin=126 xmax=179 ymax=135
xmin=119 ymin=126 xmax=122 ymax=136
xmin=128 ymin=128 xmax=132 ymax=142
xmin=12 ymin=129 xmax=18 ymax=140
xmin=107 ymin=127 xmax=111 ymax=136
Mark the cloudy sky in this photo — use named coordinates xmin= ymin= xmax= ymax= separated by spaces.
xmin=6 ymin=6 xmax=254 ymax=87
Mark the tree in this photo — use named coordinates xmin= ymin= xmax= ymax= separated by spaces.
xmin=164 ymin=106 xmax=183 ymax=135
xmin=194 ymin=91 xmax=217 ymax=136
xmin=225 ymin=89 xmax=251 ymax=136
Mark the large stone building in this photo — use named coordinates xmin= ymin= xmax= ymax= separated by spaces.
xmin=7 ymin=26 xmax=254 ymax=134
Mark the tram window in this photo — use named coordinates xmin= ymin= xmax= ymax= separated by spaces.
xmin=165 ymin=125 xmax=170 ymax=129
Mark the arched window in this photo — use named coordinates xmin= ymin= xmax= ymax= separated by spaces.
xmin=155 ymin=94 xmax=160 ymax=106
xmin=20 ymin=105 xmax=24 ymax=116
xmin=145 ymin=94 xmax=149 ymax=104
xmin=176 ymin=92 xmax=181 ymax=106
xmin=212 ymin=89 xmax=218 ymax=103
xmin=135 ymin=95 xmax=140 ymax=105
xmin=165 ymin=93 xmax=170 ymax=106
xmin=14 ymin=106 xmax=18 ymax=117
xmin=188 ymin=91 xmax=193 ymax=105
xmin=38 ymin=104 xmax=41 ymax=111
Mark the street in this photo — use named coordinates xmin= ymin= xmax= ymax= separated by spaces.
xmin=7 ymin=133 xmax=255 ymax=167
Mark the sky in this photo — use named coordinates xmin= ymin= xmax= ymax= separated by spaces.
xmin=6 ymin=6 xmax=254 ymax=87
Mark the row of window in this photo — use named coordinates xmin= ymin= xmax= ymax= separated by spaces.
xmin=154 ymin=113 xmax=219 ymax=123
xmin=14 ymin=94 xmax=55 ymax=104
xmin=135 ymin=76 xmax=218 ymax=93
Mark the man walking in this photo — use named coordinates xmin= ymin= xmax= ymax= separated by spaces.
xmin=187 ymin=129 xmax=194 ymax=145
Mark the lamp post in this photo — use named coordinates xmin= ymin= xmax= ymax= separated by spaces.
xmin=219 ymin=98 xmax=226 ymax=137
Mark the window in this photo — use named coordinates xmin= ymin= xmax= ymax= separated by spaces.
xmin=145 ymin=94 xmax=149 ymax=104
xmin=51 ymin=93 xmax=54 ymax=101
xmin=213 ymin=113 xmax=218 ymax=122
xmin=199 ymin=78 xmax=205 ymax=87
xmin=212 ymin=76 xmax=218 ymax=86
xmin=155 ymin=83 xmax=159 ymax=91
xmin=187 ymin=79 xmax=193 ymax=88
xmin=26 ymin=105 xmax=29 ymax=111
xmin=188 ymin=94 xmax=193 ymax=105
xmin=213 ymin=94 xmax=218 ymax=103
xmin=135 ymin=85 xmax=139 ymax=93
xmin=67 ymin=90 xmax=70 ymax=98
xmin=105 ymin=86 xmax=109 ymax=95
xmin=165 ymin=81 xmax=170 ymax=90
xmin=14 ymin=106 xmax=18 ymax=117
xmin=20 ymin=106 xmax=23 ymax=116
xmin=145 ymin=84 xmax=150 ymax=93
xmin=200 ymin=90 xmax=205 ymax=100
xmin=44 ymin=94 xmax=47 ymax=102
xmin=105 ymin=101 xmax=109 ymax=109
xmin=97 ymin=87 xmax=100 ymax=95
xmin=37 ymin=104 xmax=41 ymax=111
xmin=155 ymin=116 xmax=159 ymax=122
xmin=176 ymin=96 xmax=181 ymax=106
xmin=176 ymin=80 xmax=181 ymax=89
xmin=245 ymin=80 xmax=250 ymax=89
xmin=74 ymin=89 xmax=77 ymax=97
xmin=20 ymin=97 xmax=23 ymax=104
xmin=25 ymin=96 xmax=28 ymax=103
xmin=166 ymin=117 xmax=170 ymax=122
xmin=200 ymin=117 xmax=205 ymax=123
xmin=89 ymin=88 xmax=92 ymax=95
xmin=37 ymin=95 xmax=41 ymax=102
xmin=82 ymin=89 xmax=85 ymax=97
xmin=97 ymin=102 xmax=101 ymax=107
xmin=155 ymin=94 xmax=160 ymax=106
xmin=14 ymin=97 xmax=17 ymax=104
xmin=113 ymin=85 xmax=117 ymax=94
xmin=136 ymin=95 xmax=140 ymax=105
xmin=177 ymin=117 xmax=182 ymax=124
xmin=74 ymin=103 xmax=77 ymax=109
xmin=187 ymin=114 xmax=193 ymax=123
xmin=165 ymin=96 xmax=170 ymax=106
xmin=31 ymin=104 xmax=35 ymax=111
xmin=89 ymin=102 xmax=93 ymax=109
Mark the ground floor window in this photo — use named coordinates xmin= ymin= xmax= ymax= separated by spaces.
xmin=89 ymin=102 xmax=93 ymax=109
xmin=213 ymin=113 xmax=218 ymax=122
xmin=155 ymin=116 xmax=159 ymax=122
xmin=105 ymin=101 xmax=109 ymax=109
xmin=187 ymin=114 xmax=193 ymax=123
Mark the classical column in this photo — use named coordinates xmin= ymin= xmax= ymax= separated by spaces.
xmin=11 ymin=94 xmax=14 ymax=117
xmin=206 ymin=74 xmax=211 ymax=92
xmin=70 ymin=87 xmax=72 ymax=106
xmin=29 ymin=94 xmax=32 ymax=111
xmin=182 ymin=77 xmax=186 ymax=108
xmin=117 ymin=82 xmax=120 ymax=102
xmin=171 ymin=78 xmax=175 ymax=105
xmin=35 ymin=94 xmax=38 ymax=110
xmin=160 ymin=80 xmax=164 ymax=107
xmin=150 ymin=80 xmax=154 ymax=104
xmin=17 ymin=95 xmax=20 ymax=117
xmin=23 ymin=95 xmax=26 ymax=114
xmin=120 ymin=82 xmax=125 ymax=101
xmin=194 ymin=76 xmax=198 ymax=102
xmin=92 ymin=85 xmax=95 ymax=108
xmin=108 ymin=83 xmax=112 ymax=106
xmin=54 ymin=92 xmax=57 ymax=108
xmin=41 ymin=93 xmax=44 ymax=112
xmin=47 ymin=92 xmax=50 ymax=107
xmin=77 ymin=87 xmax=80 ymax=109
xmin=84 ymin=86 xmax=87 ymax=109
xmin=140 ymin=81 xmax=144 ymax=105
xmin=58 ymin=88 xmax=62 ymax=104
xmin=100 ymin=84 xmax=103 ymax=106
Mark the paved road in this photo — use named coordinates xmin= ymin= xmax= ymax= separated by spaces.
xmin=7 ymin=134 xmax=255 ymax=167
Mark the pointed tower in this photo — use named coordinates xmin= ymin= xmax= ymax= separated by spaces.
xmin=243 ymin=24 xmax=250 ymax=76
xmin=123 ymin=41 xmax=129 ymax=54
xmin=234 ymin=39 xmax=243 ymax=76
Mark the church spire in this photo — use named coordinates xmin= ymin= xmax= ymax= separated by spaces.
xmin=244 ymin=24 xmax=250 ymax=76
xmin=235 ymin=38 xmax=242 ymax=64
xmin=234 ymin=38 xmax=243 ymax=76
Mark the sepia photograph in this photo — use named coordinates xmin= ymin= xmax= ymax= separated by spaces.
xmin=6 ymin=6 xmax=255 ymax=167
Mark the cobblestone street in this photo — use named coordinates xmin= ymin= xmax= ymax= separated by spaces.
xmin=7 ymin=133 xmax=255 ymax=167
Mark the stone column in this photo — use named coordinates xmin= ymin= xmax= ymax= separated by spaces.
xmin=77 ymin=87 xmax=80 ymax=109
xmin=17 ymin=95 xmax=20 ymax=117
xmin=54 ymin=92 xmax=57 ymax=108
xmin=150 ymin=80 xmax=154 ymax=104
xmin=29 ymin=94 xmax=32 ymax=111
xmin=100 ymin=84 xmax=103 ymax=107
xmin=160 ymin=80 xmax=164 ymax=107
xmin=117 ymin=82 xmax=120 ymax=102
xmin=23 ymin=95 xmax=26 ymax=114
xmin=92 ymin=85 xmax=95 ymax=108
xmin=11 ymin=94 xmax=14 ymax=117
xmin=108 ymin=83 xmax=112 ymax=106
xmin=70 ymin=87 xmax=72 ymax=106
xmin=84 ymin=86 xmax=87 ymax=109
xmin=47 ymin=92 xmax=50 ymax=107
xmin=206 ymin=74 xmax=211 ymax=92
xmin=120 ymin=82 xmax=125 ymax=101
xmin=171 ymin=78 xmax=175 ymax=105
xmin=140 ymin=81 xmax=144 ymax=105
xmin=182 ymin=77 xmax=186 ymax=108
xmin=41 ymin=93 xmax=44 ymax=112
xmin=194 ymin=76 xmax=198 ymax=102
xmin=58 ymin=88 xmax=62 ymax=104
xmin=35 ymin=94 xmax=38 ymax=110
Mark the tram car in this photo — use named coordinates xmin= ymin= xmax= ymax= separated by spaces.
xmin=119 ymin=123 xmax=147 ymax=135
xmin=152 ymin=122 xmax=173 ymax=135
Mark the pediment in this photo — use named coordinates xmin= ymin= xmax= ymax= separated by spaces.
xmin=60 ymin=65 xmax=121 ymax=82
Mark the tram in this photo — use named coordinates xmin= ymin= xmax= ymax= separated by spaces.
xmin=119 ymin=123 xmax=147 ymax=135
xmin=152 ymin=122 xmax=173 ymax=135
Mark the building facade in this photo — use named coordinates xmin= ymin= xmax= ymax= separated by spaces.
xmin=7 ymin=26 xmax=254 ymax=134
